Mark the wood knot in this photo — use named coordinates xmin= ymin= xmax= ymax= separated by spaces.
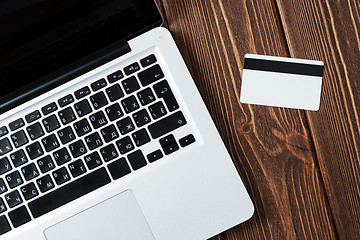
xmin=241 ymin=123 xmax=253 ymax=133
xmin=285 ymin=133 xmax=314 ymax=164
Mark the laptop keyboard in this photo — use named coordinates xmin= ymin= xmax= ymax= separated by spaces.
xmin=0 ymin=54 xmax=196 ymax=235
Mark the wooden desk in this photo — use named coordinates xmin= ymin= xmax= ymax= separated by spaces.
xmin=155 ymin=0 xmax=360 ymax=239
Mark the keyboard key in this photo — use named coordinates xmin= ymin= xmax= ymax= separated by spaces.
xmin=73 ymin=119 xmax=92 ymax=137
xmin=27 ymin=122 xmax=45 ymax=140
xmin=0 ymin=198 xmax=6 ymax=213
xmin=108 ymin=158 xmax=131 ymax=180
xmin=5 ymin=190 xmax=22 ymax=208
xmin=5 ymin=171 xmax=23 ymax=189
xmin=9 ymin=206 xmax=31 ymax=228
xmin=74 ymin=99 xmax=92 ymax=117
xmin=107 ymin=70 xmax=124 ymax=83
xmin=41 ymin=102 xmax=58 ymax=115
xmin=69 ymin=159 xmax=87 ymax=177
xmin=85 ymin=132 xmax=103 ymax=151
xmin=122 ymin=76 xmax=140 ymax=94
xmin=179 ymin=134 xmax=196 ymax=147
xmin=53 ymin=148 xmax=71 ymax=166
xmin=148 ymin=111 xmax=187 ymax=139
xmin=0 ymin=157 xmax=11 ymax=175
xmin=28 ymin=167 xmax=111 ymax=218
xmin=91 ymin=78 xmax=107 ymax=91
xmin=90 ymin=92 xmax=108 ymax=110
xmin=84 ymin=152 xmax=102 ymax=170
xmin=52 ymin=167 xmax=71 ymax=185
xmin=138 ymin=64 xmax=164 ymax=86
xmin=0 ymin=126 xmax=8 ymax=138
xmin=11 ymin=130 xmax=28 ymax=148
xmin=132 ymin=129 xmax=150 ymax=147
xmin=43 ymin=115 xmax=60 ymax=133
xmin=25 ymin=110 xmax=41 ymax=123
xmin=106 ymin=84 xmax=124 ymax=102
xmin=37 ymin=156 xmax=55 ymax=173
xmin=128 ymin=150 xmax=147 ymax=170
xmin=9 ymin=118 xmax=25 ymax=131
xmin=140 ymin=54 xmax=157 ymax=68
xmin=0 ymin=138 xmax=12 ymax=156
xmin=10 ymin=149 xmax=28 ymax=167
xmin=121 ymin=95 xmax=140 ymax=113
xmin=0 ymin=178 xmax=7 ymax=194
xmin=101 ymin=125 xmax=119 ymax=143
xmin=36 ymin=174 xmax=54 ymax=193
xmin=58 ymin=107 xmax=76 ymax=125
xmin=148 ymin=101 xmax=167 ymax=120
xmin=133 ymin=109 xmax=151 ymax=127
xmin=124 ymin=62 xmax=140 ymax=75
xmin=58 ymin=94 xmax=74 ymax=107
xmin=137 ymin=88 xmax=155 ymax=106
xmin=116 ymin=136 xmax=134 ymax=155
xmin=41 ymin=134 xmax=60 ymax=152
xmin=147 ymin=149 xmax=163 ymax=163
xmin=117 ymin=116 xmax=135 ymax=135
xmin=20 ymin=182 xmax=39 ymax=200
xmin=0 ymin=215 xmax=11 ymax=235
xmin=160 ymin=134 xmax=179 ymax=155
xmin=57 ymin=126 xmax=76 ymax=144
xmin=26 ymin=142 xmax=44 ymax=160
xmin=74 ymin=86 xmax=91 ymax=99
xmin=100 ymin=144 xmax=118 ymax=162
xmin=89 ymin=111 xmax=108 ymax=129
xmin=153 ymin=80 xmax=179 ymax=112
xmin=21 ymin=163 xmax=39 ymax=181
xmin=69 ymin=140 xmax=87 ymax=158
xmin=105 ymin=103 xmax=123 ymax=121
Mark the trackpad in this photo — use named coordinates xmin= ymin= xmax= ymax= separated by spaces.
xmin=44 ymin=190 xmax=155 ymax=240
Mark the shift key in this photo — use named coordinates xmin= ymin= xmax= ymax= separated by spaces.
xmin=148 ymin=111 xmax=187 ymax=139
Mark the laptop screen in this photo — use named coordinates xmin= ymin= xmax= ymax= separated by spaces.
xmin=0 ymin=0 xmax=162 ymax=104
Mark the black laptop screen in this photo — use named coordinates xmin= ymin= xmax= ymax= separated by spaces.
xmin=0 ymin=0 xmax=162 ymax=100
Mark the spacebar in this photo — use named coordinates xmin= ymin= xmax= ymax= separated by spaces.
xmin=28 ymin=168 xmax=111 ymax=218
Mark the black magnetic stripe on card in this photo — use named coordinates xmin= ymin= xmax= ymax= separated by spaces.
xmin=244 ymin=57 xmax=324 ymax=77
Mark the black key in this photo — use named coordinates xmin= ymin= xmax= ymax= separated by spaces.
xmin=147 ymin=149 xmax=163 ymax=163
xmin=105 ymin=103 xmax=123 ymax=121
xmin=132 ymin=129 xmax=150 ymax=147
xmin=20 ymin=182 xmax=39 ymax=200
xmin=69 ymin=140 xmax=87 ymax=158
xmin=90 ymin=92 xmax=108 ymax=110
xmin=138 ymin=64 xmax=164 ymax=86
xmin=5 ymin=190 xmax=22 ymax=208
xmin=11 ymin=130 xmax=28 ymax=148
xmin=127 ymin=150 xmax=147 ymax=170
xmin=153 ymin=80 xmax=179 ymax=112
xmin=27 ymin=122 xmax=45 ymax=140
xmin=106 ymin=84 xmax=124 ymax=102
xmin=9 ymin=118 xmax=25 ymax=131
xmin=133 ymin=109 xmax=151 ymax=127
xmin=52 ymin=167 xmax=71 ymax=185
xmin=41 ymin=134 xmax=60 ymax=152
xmin=74 ymin=86 xmax=91 ymax=99
xmin=0 ymin=198 xmax=6 ymax=213
xmin=116 ymin=136 xmax=134 ymax=155
xmin=36 ymin=174 xmax=55 ymax=193
xmin=73 ymin=119 xmax=92 ymax=137
xmin=0 ymin=138 xmax=12 ymax=156
xmin=148 ymin=101 xmax=167 ymax=120
xmin=10 ymin=150 xmax=28 ymax=167
xmin=37 ymin=156 xmax=55 ymax=173
xmin=8 ymin=205 xmax=31 ymax=228
xmin=121 ymin=95 xmax=139 ymax=113
xmin=0 ymin=157 xmax=11 ymax=175
xmin=57 ymin=126 xmax=75 ymax=144
xmin=89 ymin=111 xmax=108 ymax=129
xmin=58 ymin=107 xmax=76 ymax=125
xmin=148 ymin=111 xmax=187 ymax=139
xmin=100 ymin=144 xmax=118 ymax=162
xmin=160 ymin=134 xmax=179 ymax=155
xmin=107 ymin=70 xmax=124 ymax=83
xmin=140 ymin=54 xmax=157 ymax=67
xmin=5 ymin=171 xmax=23 ymax=189
xmin=26 ymin=142 xmax=44 ymax=160
xmin=108 ymin=158 xmax=131 ymax=180
xmin=68 ymin=159 xmax=87 ymax=178
xmin=0 ymin=178 xmax=7 ymax=194
xmin=43 ymin=115 xmax=60 ymax=133
xmin=53 ymin=148 xmax=71 ymax=166
xmin=117 ymin=117 xmax=135 ymax=135
xmin=58 ymin=94 xmax=74 ymax=107
xmin=25 ymin=110 xmax=41 ymax=123
xmin=122 ymin=76 xmax=140 ymax=94
xmin=124 ymin=62 xmax=140 ymax=75
xmin=21 ymin=163 xmax=39 ymax=181
xmin=84 ymin=152 xmax=102 ymax=170
xmin=29 ymin=167 xmax=111 ymax=218
xmin=137 ymin=88 xmax=155 ymax=106
xmin=41 ymin=102 xmax=58 ymax=115
xmin=91 ymin=78 xmax=107 ymax=91
xmin=85 ymin=132 xmax=103 ymax=151
xmin=0 ymin=126 xmax=8 ymax=138
xmin=101 ymin=125 xmax=119 ymax=143
xmin=0 ymin=215 xmax=11 ymax=235
xmin=74 ymin=99 xmax=92 ymax=117
xmin=179 ymin=134 xmax=196 ymax=147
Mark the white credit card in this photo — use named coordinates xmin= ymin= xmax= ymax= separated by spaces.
xmin=240 ymin=54 xmax=324 ymax=111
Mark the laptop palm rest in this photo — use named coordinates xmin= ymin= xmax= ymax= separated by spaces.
xmin=44 ymin=190 xmax=155 ymax=240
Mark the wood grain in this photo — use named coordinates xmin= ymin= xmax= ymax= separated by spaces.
xmin=276 ymin=0 xmax=360 ymax=239
xmin=157 ymin=0 xmax=337 ymax=239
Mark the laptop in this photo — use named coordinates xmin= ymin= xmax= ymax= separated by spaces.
xmin=0 ymin=1 xmax=254 ymax=239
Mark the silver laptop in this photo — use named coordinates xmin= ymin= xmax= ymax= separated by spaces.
xmin=0 ymin=1 xmax=254 ymax=239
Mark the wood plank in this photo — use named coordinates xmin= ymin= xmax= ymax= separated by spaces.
xmin=158 ymin=0 xmax=337 ymax=239
xmin=275 ymin=0 xmax=360 ymax=238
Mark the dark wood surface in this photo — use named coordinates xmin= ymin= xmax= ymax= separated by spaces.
xmin=156 ymin=0 xmax=360 ymax=239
